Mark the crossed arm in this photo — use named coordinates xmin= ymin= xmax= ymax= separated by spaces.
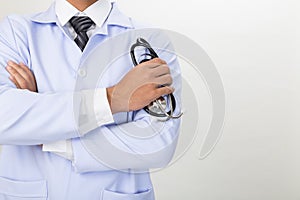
xmin=6 ymin=58 xmax=174 ymax=114
xmin=0 ymin=16 xmax=181 ymax=171
xmin=4 ymin=53 xmax=181 ymax=172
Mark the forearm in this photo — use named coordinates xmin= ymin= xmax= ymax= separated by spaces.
xmin=0 ymin=86 xmax=112 ymax=145
xmin=72 ymin=111 xmax=181 ymax=173
xmin=71 ymin=36 xmax=182 ymax=173
xmin=73 ymin=63 xmax=182 ymax=173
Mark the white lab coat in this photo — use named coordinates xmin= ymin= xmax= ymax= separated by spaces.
xmin=0 ymin=2 xmax=181 ymax=200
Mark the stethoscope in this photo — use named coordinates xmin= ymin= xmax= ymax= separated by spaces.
xmin=130 ymin=38 xmax=183 ymax=121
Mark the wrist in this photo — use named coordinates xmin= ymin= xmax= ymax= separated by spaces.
xmin=107 ymin=86 xmax=126 ymax=114
xmin=106 ymin=86 xmax=115 ymax=114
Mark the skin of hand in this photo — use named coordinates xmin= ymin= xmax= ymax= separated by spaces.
xmin=6 ymin=61 xmax=37 ymax=92
xmin=107 ymin=58 xmax=174 ymax=114
xmin=6 ymin=58 xmax=174 ymax=114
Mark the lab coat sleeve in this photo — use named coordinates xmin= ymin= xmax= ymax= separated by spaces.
xmin=0 ymin=85 xmax=80 ymax=145
xmin=71 ymin=35 xmax=182 ymax=173
xmin=0 ymin=17 xmax=110 ymax=145
xmin=42 ymin=89 xmax=114 ymax=158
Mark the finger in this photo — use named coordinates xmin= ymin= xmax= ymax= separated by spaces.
xmin=19 ymin=62 xmax=30 ymax=72
xmin=6 ymin=66 xmax=27 ymax=88
xmin=152 ymin=64 xmax=171 ymax=77
xmin=136 ymin=59 xmax=167 ymax=69
xmin=19 ymin=62 xmax=35 ymax=82
xmin=155 ymin=74 xmax=173 ymax=86
xmin=7 ymin=61 xmax=31 ymax=81
xmin=8 ymin=61 xmax=31 ymax=80
xmin=9 ymin=76 xmax=21 ymax=89
xmin=154 ymin=86 xmax=175 ymax=98
xmin=137 ymin=61 xmax=160 ymax=69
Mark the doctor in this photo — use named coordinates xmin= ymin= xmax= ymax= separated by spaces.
xmin=0 ymin=0 xmax=181 ymax=199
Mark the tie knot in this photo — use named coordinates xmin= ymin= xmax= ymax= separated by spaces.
xmin=69 ymin=16 xmax=95 ymax=33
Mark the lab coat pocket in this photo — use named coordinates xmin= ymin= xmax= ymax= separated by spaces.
xmin=0 ymin=176 xmax=47 ymax=200
xmin=102 ymin=189 xmax=153 ymax=200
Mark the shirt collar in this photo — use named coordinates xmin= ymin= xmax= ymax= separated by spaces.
xmin=55 ymin=0 xmax=112 ymax=27
xmin=30 ymin=1 xmax=134 ymax=30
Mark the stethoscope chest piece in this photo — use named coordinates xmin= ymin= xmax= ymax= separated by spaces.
xmin=147 ymin=97 xmax=167 ymax=116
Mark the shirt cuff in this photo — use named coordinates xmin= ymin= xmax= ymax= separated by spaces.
xmin=42 ymin=140 xmax=66 ymax=152
xmin=77 ymin=89 xmax=114 ymax=135
xmin=42 ymin=139 xmax=73 ymax=160
xmin=42 ymin=89 xmax=114 ymax=160
xmin=93 ymin=88 xmax=114 ymax=127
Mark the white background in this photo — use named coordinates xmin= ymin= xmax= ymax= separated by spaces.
xmin=1 ymin=0 xmax=300 ymax=199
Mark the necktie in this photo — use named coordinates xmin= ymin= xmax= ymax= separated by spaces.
xmin=69 ymin=16 xmax=95 ymax=51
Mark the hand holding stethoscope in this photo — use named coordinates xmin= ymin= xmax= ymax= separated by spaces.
xmin=130 ymin=38 xmax=183 ymax=121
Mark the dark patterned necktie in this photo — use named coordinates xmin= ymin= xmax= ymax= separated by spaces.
xmin=69 ymin=16 xmax=95 ymax=51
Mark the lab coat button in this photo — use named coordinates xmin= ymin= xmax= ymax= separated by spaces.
xmin=78 ymin=69 xmax=87 ymax=77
